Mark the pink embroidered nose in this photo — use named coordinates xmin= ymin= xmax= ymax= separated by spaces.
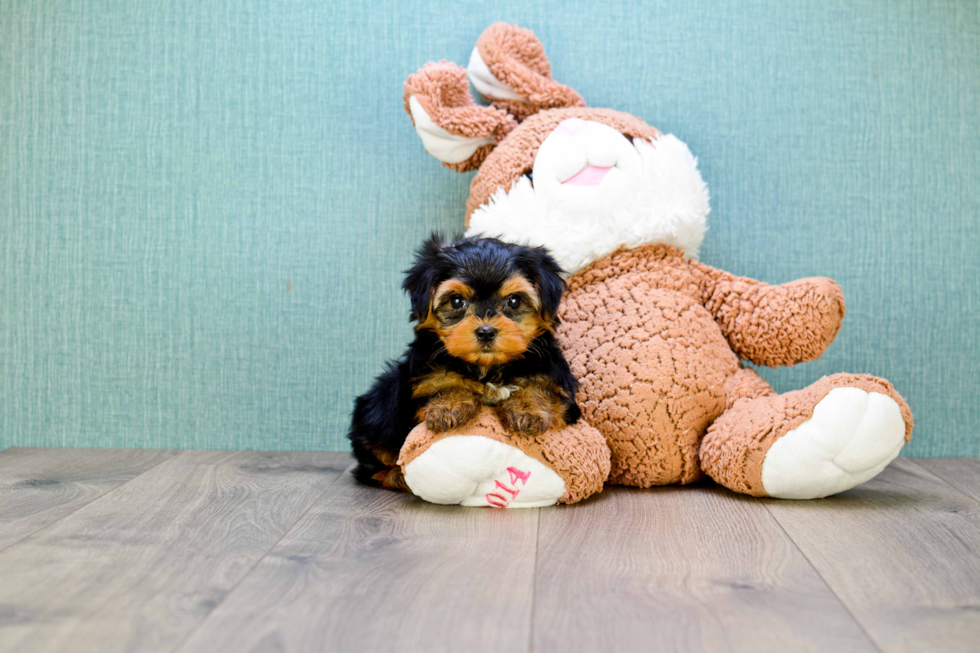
xmin=563 ymin=165 xmax=611 ymax=186
xmin=555 ymin=118 xmax=588 ymax=136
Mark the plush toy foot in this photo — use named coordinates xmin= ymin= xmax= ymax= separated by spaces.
xmin=761 ymin=387 xmax=908 ymax=498
xmin=701 ymin=373 xmax=913 ymax=499
xmin=402 ymin=435 xmax=566 ymax=508
xmin=398 ymin=408 xmax=610 ymax=508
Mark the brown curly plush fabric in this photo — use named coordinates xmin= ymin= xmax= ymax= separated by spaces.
xmin=558 ymin=244 xmax=860 ymax=488
xmin=398 ymin=407 xmax=611 ymax=505
xmin=700 ymin=372 xmax=913 ymax=496
xmin=690 ymin=264 xmax=847 ymax=367
xmin=475 ymin=22 xmax=585 ymax=121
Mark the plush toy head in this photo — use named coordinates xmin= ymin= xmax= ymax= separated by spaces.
xmin=404 ymin=22 xmax=711 ymax=274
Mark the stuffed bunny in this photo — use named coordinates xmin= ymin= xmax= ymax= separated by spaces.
xmin=398 ymin=22 xmax=912 ymax=505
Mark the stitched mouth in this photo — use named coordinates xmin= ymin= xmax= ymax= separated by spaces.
xmin=562 ymin=165 xmax=612 ymax=186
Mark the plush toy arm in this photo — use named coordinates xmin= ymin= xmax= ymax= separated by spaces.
xmin=688 ymin=260 xmax=845 ymax=367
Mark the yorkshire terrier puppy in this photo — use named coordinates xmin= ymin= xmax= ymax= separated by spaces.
xmin=348 ymin=234 xmax=581 ymax=491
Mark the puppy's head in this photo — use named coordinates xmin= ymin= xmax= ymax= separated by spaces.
xmin=404 ymin=234 xmax=565 ymax=367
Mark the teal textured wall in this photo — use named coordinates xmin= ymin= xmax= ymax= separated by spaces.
xmin=1 ymin=1 xmax=977 ymax=455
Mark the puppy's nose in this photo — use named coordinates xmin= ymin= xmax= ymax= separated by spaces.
xmin=475 ymin=326 xmax=497 ymax=343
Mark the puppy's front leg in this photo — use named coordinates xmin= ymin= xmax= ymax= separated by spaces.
xmin=424 ymin=387 xmax=482 ymax=433
xmin=498 ymin=385 xmax=563 ymax=436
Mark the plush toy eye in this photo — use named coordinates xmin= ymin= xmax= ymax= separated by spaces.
xmin=506 ymin=295 xmax=522 ymax=310
xmin=450 ymin=295 xmax=466 ymax=310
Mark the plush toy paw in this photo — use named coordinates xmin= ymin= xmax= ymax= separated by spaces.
xmin=398 ymin=408 xmax=611 ymax=507
xmin=761 ymin=386 xmax=908 ymax=499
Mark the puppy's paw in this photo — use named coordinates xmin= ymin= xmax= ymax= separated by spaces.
xmin=500 ymin=405 xmax=552 ymax=436
xmin=425 ymin=398 xmax=481 ymax=433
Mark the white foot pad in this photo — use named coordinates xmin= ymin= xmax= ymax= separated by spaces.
xmin=403 ymin=435 xmax=566 ymax=508
xmin=761 ymin=388 xmax=906 ymax=499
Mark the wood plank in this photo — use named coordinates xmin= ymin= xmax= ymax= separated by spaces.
xmin=0 ymin=448 xmax=175 ymax=550
xmin=913 ymin=458 xmax=980 ymax=503
xmin=0 ymin=450 xmax=348 ymax=653
xmin=532 ymin=484 xmax=876 ymax=653
xmin=176 ymin=471 xmax=539 ymax=653
xmin=764 ymin=458 xmax=980 ymax=653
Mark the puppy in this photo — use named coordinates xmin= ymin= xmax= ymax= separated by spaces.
xmin=348 ymin=234 xmax=581 ymax=491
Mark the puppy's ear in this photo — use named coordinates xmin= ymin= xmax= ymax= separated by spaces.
xmin=517 ymin=245 xmax=567 ymax=323
xmin=402 ymin=234 xmax=445 ymax=323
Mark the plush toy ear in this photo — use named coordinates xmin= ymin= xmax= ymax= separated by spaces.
xmin=467 ymin=23 xmax=585 ymax=121
xmin=404 ymin=62 xmax=518 ymax=172
xmin=402 ymin=234 xmax=446 ymax=323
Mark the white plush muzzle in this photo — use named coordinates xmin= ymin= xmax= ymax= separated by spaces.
xmin=467 ymin=119 xmax=710 ymax=274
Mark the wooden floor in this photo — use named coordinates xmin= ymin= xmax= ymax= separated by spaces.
xmin=0 ymin=450 xmax=979 ymax=653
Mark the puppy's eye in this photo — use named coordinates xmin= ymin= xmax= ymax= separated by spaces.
xmin=449 ymin=295 xmax=466 ymax=310
xmin=506 ymin=295 xmax=522 ymax=310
